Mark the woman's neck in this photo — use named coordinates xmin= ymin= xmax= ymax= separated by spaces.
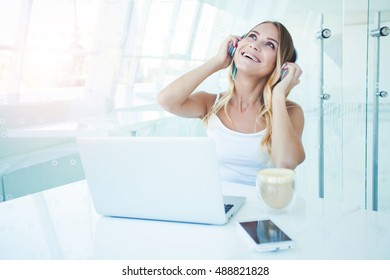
xmin=234 ymin=75 xmax=266 ymax=101
xmin=232 ymin=77 xmax=265 ymax=111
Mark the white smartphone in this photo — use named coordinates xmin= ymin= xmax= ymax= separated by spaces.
xmin=237 ymin=219 xmax=295 ymax=252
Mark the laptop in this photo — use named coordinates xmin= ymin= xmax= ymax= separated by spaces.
xmin=77 ymin=137 xmax=246 ymax=225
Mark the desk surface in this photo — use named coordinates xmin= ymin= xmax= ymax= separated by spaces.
xmin=0 ymin=180 xmax=389 ymax=260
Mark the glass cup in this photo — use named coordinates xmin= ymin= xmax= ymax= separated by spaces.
xmin=256 ymin=168 xmax=295 ymax=211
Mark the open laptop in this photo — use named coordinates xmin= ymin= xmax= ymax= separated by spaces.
xmin=77 ymin=137 xmax=246 ymax=225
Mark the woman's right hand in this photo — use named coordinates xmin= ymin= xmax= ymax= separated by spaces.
xmin=212 ymin=35 xmax=241 ymax=70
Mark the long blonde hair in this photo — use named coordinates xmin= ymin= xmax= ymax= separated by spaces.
xmin=203 ymin=21 xmax=297 ymax=156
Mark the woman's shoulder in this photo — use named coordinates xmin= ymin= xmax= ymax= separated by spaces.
xmin=194 ymin=91 xmax=225 ymax=109
xmin=286 ymin=99 xmax=304 ymax=122
xmin=286 ymin=99 xmax=302 ymax=111
xmin=195 ymin=91 xmax=223 ymax=100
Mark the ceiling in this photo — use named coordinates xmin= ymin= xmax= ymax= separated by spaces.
xmin=204 ymin=0 xmax=390 ymax=26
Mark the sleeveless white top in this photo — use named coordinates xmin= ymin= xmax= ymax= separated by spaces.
xmin=206 ymin=94 xmax=271 ymax=186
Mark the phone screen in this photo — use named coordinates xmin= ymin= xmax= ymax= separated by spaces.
xmin=239 ymin=220 xmax=292 ymax=245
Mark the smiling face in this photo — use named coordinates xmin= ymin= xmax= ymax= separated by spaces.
xmin=234 ymin=22 xmax=280 ymax=78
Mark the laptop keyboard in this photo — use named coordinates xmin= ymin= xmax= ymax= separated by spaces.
xmin=224 ymin=204 xmax=234 ymax=214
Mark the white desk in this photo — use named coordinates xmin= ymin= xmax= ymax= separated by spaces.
xmin=0 ymin=180 xmax=389 ymax=260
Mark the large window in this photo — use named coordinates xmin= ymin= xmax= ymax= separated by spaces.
xmin=0 ymin=0 xmax=222 ymax=107
xmin=0 ymin=0 xmax=22 ymax=100
xmin=1 ymin=0 xmax=267 ymax=111
xmin=0 ymin=0 xmax=100 ymax=104
xmin=115 ymin=0 xmax=221 ymax=105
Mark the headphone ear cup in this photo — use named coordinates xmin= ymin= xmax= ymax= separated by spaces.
xmin=291 ymin=48 xmax=297 ymax=62
xmin=228 ymin=34 xmax=246 ymax=57
xmin=228 ymin=44 xmax=236 ymax=56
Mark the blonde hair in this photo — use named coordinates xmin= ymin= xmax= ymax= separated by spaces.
xmin=203 ymin=21 xmax=296 ymax=156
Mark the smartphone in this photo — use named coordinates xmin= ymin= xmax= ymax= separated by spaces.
xmin=237 ymin=219 xmax=295 ymax=251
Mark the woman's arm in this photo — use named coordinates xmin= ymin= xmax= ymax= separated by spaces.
xmin=270 ymin=63 xmax=305 ymax=169
xmin=157 ymin=36 xmax=239 ymax=118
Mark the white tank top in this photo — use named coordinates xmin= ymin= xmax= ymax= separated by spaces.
xmin=206 ymin=94 xmax=271 ymax=186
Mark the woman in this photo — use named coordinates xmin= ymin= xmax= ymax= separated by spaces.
xmin=158 ymin=21 xmax=305 ymax=185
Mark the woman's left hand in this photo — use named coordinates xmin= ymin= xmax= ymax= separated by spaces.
xmin=272 ymin=62 xmax=302 ymax=98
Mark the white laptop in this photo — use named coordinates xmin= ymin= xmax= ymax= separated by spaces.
xmin=77 ymin=137 xmax=246 ymax=225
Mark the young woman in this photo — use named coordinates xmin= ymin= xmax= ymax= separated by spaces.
xmin=158 ymin=21 xmax=305 ymax=185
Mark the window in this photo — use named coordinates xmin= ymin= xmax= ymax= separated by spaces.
xmin=190 ymin=3 xmax=216 ymax=60
xmin=116 ymin=0 xmax=220 ymax=106
xmin=1 ymin=0 xmax=256 ymax=110
xmin=169 ymin=0 xmax=199 ymax=57
xmin=0 ymin=0 xmax=20 ymax=46
xmin=0 ymin=0 xmax=100 ymax=104
xmin=0 ymin=0 xmax=22 ymax=100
